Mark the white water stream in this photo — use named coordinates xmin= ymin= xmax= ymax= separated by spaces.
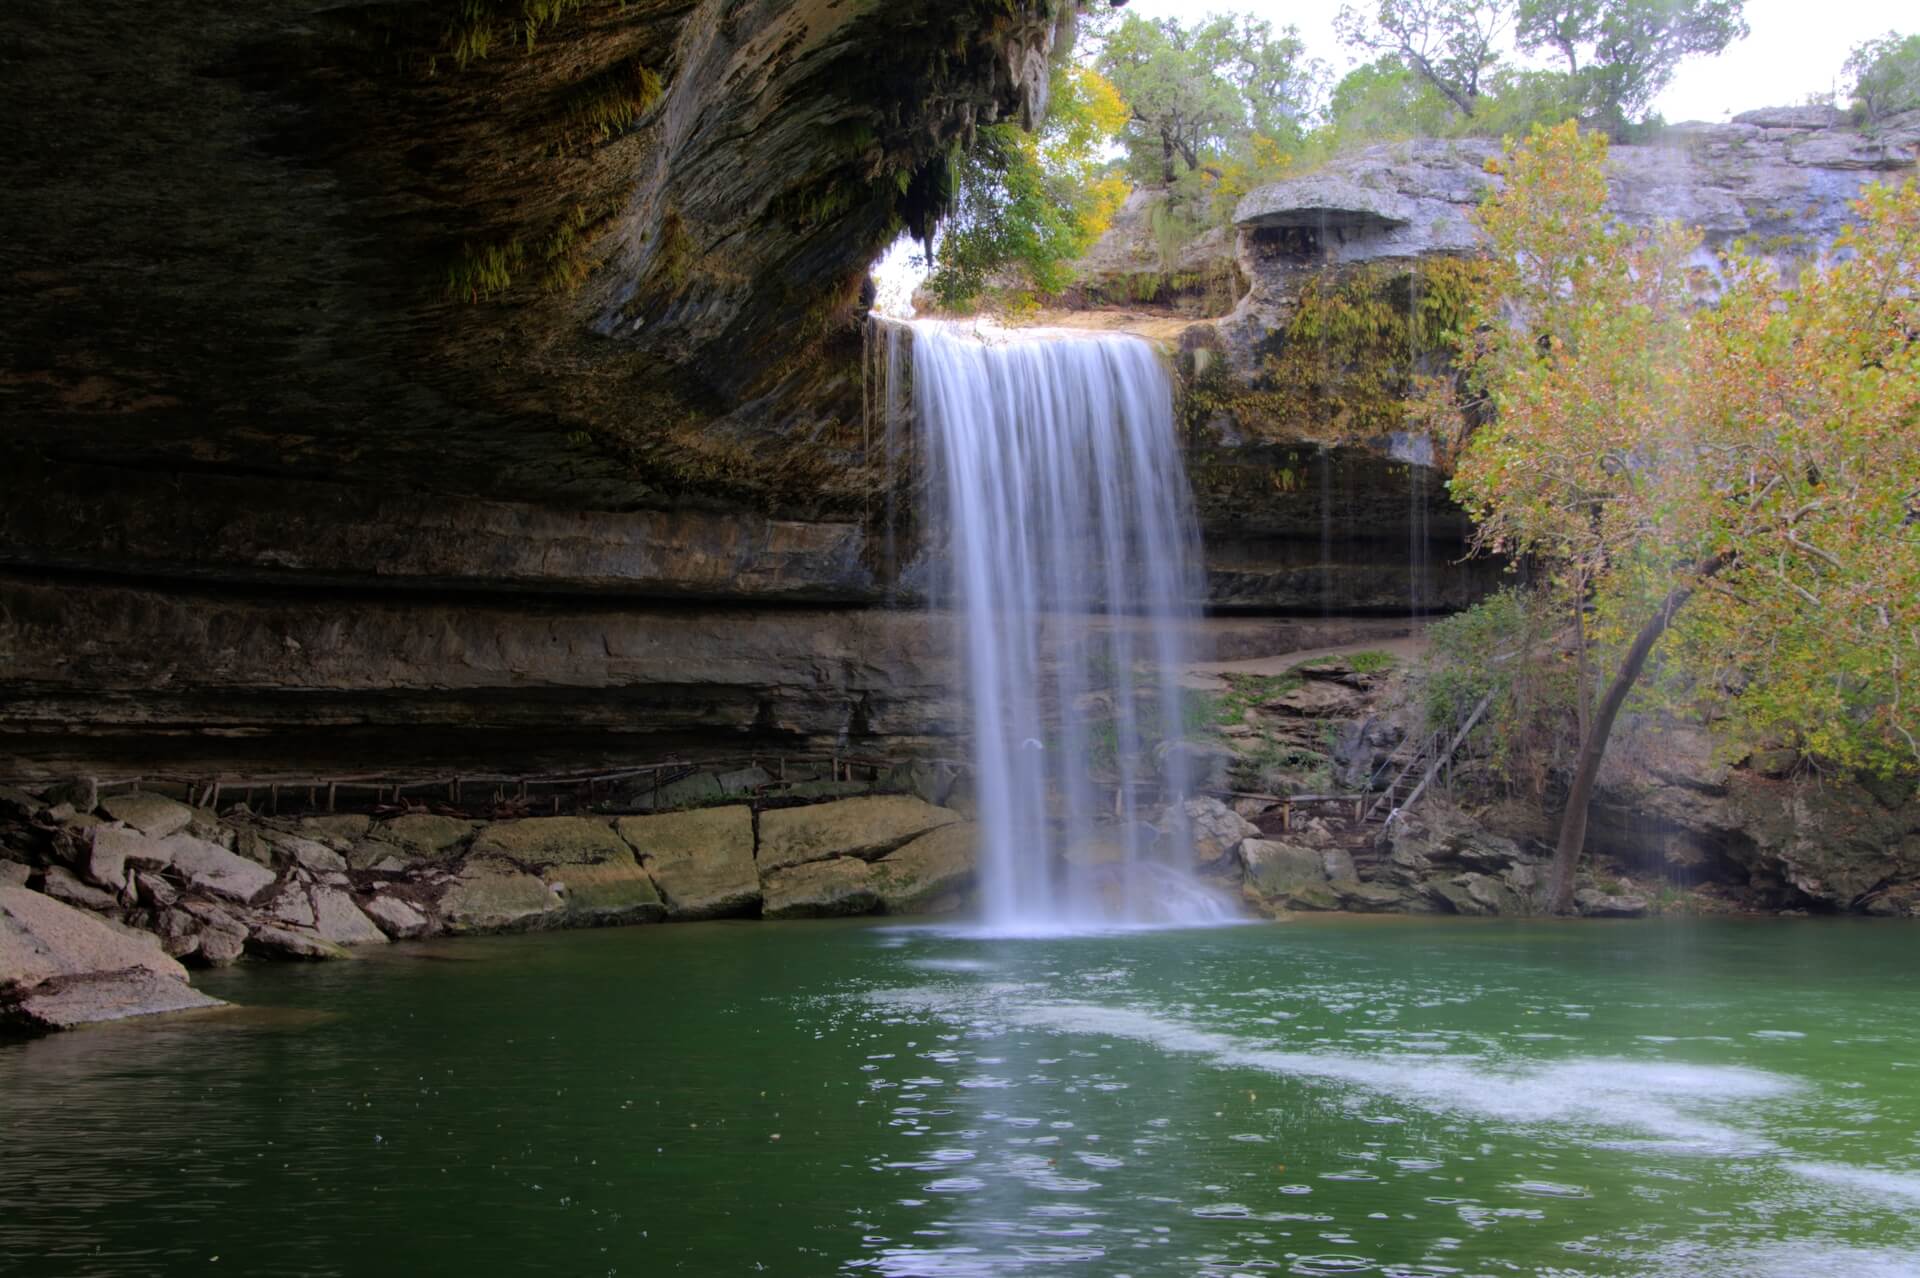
xmin=897 ymin=319 xmax=1235 ymax=934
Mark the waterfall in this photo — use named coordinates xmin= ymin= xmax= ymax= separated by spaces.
xmin=899 ymin=319 xmax=1236 ymax=934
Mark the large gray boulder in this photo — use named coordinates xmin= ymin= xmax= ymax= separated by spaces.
xmin=757 ymin=797 xmax=961 ymax=870
xmin=1240 ymin=839 xmax=1331 ymax=905
xmin=616 ymin=807 xmax=760 ymax=920
xmin=1159 ymin=797 xmax=1259 ymax=872
xmin=1 ymin=885 xmax=223 ymax=1029
xmin=98 ymin=792 xmax=194 ymax=838
xmin=158 ymin=833 xmax=278 ymax=903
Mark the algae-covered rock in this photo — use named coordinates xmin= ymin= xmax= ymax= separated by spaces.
xmin=616 ymin=807 xmax=760 ymax=920
xmin=439 ymin=868 xmax=559 ymax=933
xmin=550 ymin=861 xmax=666 ymax=926
xmin=376 ymin=813 xmax=477 ymax=858
xmin=301 ymin=814 xmax=372 ymax=840
xmin=1240 ymin=839 xmax=1330 ymax=902
xmin=468 ymin=817 xmax=632 ymax=868
xmin=1574 ymin=887 xmax=1650 ymax=918
xmin=871 ymin=823 xmax=978 ymax=915
xmin=758 ymin=797 xmax=961 ymax=870
xmin=761 ymin=858 xmax=881 ymax=920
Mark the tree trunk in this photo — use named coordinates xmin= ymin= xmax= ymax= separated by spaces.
xmin=1545 ymin=554 xmax=1731 ymax=913
xmin=1160 ymin=130 xmax=1175 ymax=184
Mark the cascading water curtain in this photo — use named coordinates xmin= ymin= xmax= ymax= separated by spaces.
xmin=908 ymin=320 xmax=1231 ymax=933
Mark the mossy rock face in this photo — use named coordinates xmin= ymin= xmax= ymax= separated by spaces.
xmin=469 ymin=817 xmax=632 ymax=868
xmin=439 ymin=868 xmax=560 ymax=934
xmin=377 ymin=814 xmax=478 ymax=858
xmin=760 ymin=858 xmax=880 ymax=920
xmin=1239 ymin=839 xmax=1329 ymax=903
xmin=758 ymin=797 xmax=962 ymax=870
xmin=616 ymin=807 xmax=759 ymax=920
xmin=552 ymin=862 xmax=666 ymax=925
xmin=870 ymin=823 xmax=978 ymax=915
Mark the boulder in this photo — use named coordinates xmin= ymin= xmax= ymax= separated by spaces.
xmin=757 ymin=797 xmax=961 ymax=870
xmin=98 ymin=792 xmax=194 ymax=838
xmin=761 ymin=858 xmax=881 ymax=920
xmin=1 ymin=885 xmax=188 ymax=990
xmin=362 ymin=894 xmax=430 ymax=939
xmin=301 ymin=814 xmax=372 ymax=840
xmin=39 ymin=865 xmax=119 ymax=913
xmin=177 ymin=901 xmax=249 ymax=966
xmin=468 ymin=817 xmax=632 ymax=868
xmin=268 ymin=833 xmax=348 ymax=873
xmin=1155 ymin=739 xmax=1236 ymax=790
xmin=871 ymin=823 xmax=978 ymax=914
xmin=1574 ymin=887 xmax=1650 ymax=918
xmin=310 ymin=888 xmax=389 ymax=946
xmin=85 ymin=826 xmax=171 ymax=893
xmin=247 ymin=924 xmax=349 ymax=960
xmin=616 ymin=807 xmax=760 ymax=920
xmin=1240 ymin=839 xmax=1330 ymax=902
xmin=0 ymin=861 xmax=30 ymax=888
xmin=3 ymin=968 xmax=224 ymax=1031
xmin=1335 ymin=879 xmax=1420 ymax=912
xmin=158 ymin=833 xmax=278 ymax=903
xmin=549 ymin=861 xmax=666 ymax=926
xmin=438 ymin=867 xmax=560 ymax=934
xmin=1321 ymin=848 xmax=1358 ymax=882
xmin=42 ymin=777 xmax=99 ymax=815
xmin=375 ymin=813 xmax=476 ymax=858
xmin=1160 ymin=797 xmax=1259 ymax=871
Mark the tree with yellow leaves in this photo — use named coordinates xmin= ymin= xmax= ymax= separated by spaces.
xmin=1446 ymin=122 xmax=1920 ymax=912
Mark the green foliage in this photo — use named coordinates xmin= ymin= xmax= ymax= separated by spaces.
xmin=1846 ymin=31 xmax=1920 ymax=126
xmin=923 ymin=63 xmax=1128 ymax=310
xmin=1215 ymin=257 xmax=1480 ymax=443
xmin=1348 ymin=650 xmax=1397 ymax=673
xmin=444 ymin=239 xmax=525 ymax=301
xmin=1100 ymin=12 xmax=1324 ymax=185
xmin=1422 ymin=586 xmax=1580 ymax=792
xmin=1334 ymin=0 xmax=1511 ymax=119
xmin=1332 ymin=0 xmax=1744 ymax=138
xmin=555 ymin=58 xmax=662 ymax=151
xmin=1448 ymin=123 xmax=1920 ymax=776
xmin=438 ymin=0 xmax=609 ymax=72
xmin=1186 ymin=672 xmax=1307 ymax=735
xmin=1515 ymin=0 xmax=1749 ymax=137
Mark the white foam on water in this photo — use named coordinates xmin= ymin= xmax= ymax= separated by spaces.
xmin=1787 ymin=1161 xmax=1920 ymax=1204
xmin=869 ymin=987 xmax=1796 ymax=1154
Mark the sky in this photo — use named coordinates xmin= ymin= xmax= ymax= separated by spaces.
xmin=1116 ymin=0 xmax=1912 ymax=123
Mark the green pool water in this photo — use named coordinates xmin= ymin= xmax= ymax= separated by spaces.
xmin=4 ymin=916 xmax=1919 ymax=1276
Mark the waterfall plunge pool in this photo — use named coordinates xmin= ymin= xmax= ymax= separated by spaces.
xmin=5 ymin=916 xmax=1918 ymax=1276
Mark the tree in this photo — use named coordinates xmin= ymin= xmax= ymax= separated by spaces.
xmin=1845 ymin=31 xmax=1920 ymax=127
xmin=1099 ymin=13 xmax=1321 ymax=184
xmin=1516 ymin=0 xmax=1748 ymax=136
xmin=922 ymin=63 xmax=1129 ymax=309
xmin=1334 ymin=0 xmax=1511 ymax=120
xmin=1444 ymin=123 xmax=1920 ymax=912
